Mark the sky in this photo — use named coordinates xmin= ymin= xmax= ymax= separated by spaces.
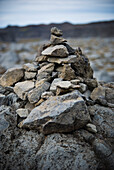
xmin=0 ymin=0 xmax=114 ymax=28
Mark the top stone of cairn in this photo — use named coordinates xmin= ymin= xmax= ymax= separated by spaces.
xmin=51 ymin=27 xmax=63 ymax=37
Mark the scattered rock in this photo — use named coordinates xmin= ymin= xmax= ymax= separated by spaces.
xmin=0 ymin=67 xmax=24 ymax=87
xmin=42 ymin=45 xmax=69 ymax=57
xmin=14 ymin=81 xmax=34 ymax=100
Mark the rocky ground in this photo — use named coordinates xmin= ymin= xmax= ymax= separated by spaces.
xmin=0 ymin=27 xmax=114 ymax=170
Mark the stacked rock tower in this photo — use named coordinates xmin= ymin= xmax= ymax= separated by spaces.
xmin=0 ymin=27 xmax=114 ymax=170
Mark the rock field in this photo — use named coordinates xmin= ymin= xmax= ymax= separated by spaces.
xmin=0 ymin=27 xmax=114 ymax=170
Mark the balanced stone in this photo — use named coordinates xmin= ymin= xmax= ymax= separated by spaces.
xmin=23 ymin=63 xmax=38 ymax=72
xmin=41 ymin=45 xmax=69 ymax=57
xmin=24 ymin=72 xmax=36 ymax=79
xmin=50 ymin=34 xmax=67 ymax=45
xmin=51 ymin=27 xmax=63 ymax=36
xmin=48 ymin=55 xmax=77 ymax=64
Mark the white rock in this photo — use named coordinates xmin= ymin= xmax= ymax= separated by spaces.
xmin=50 ymin=78 xmax=63 ymax=93
xmin=16 ymin=108 xmax=29 ymax=118
xmin=14 ymin=81 xmax=34 ymax=100
xmin=86 ymin=123 xmax=97 ymax=133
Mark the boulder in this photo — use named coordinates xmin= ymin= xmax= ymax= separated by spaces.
xmin=20 ymin=91 xmax=90 ymax=134
xmin=23 ymin=63 xmax=39 ymax=72
xmin=28 ymin=82 xmax=50 ymax=104
xmin=14 ymin=81 xmax=34 ymax=100
xmin=51 ymin=27 xmax=63 ymax=36
xmin=50 ymin=34 xmax=67 ymax=45
xmin=41 ymin=45 xmax=69 ymax=57
xmin=60 ymin=64 xmax=76 ymax=80
xmin=0 ymin=67 xmax=24 ymax=87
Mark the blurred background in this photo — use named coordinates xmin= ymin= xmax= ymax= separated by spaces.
xmin=0 ymin=0 xmax=114 ymax=82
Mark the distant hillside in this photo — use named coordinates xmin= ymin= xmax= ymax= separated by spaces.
xmin=0 ymin=21 xmax=114 ymax=42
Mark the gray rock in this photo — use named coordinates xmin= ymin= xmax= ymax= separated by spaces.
xmin=24 ymin=71 xmax=36 ymax=79
xmin=51 ymin=27 xmax=63 ymax=36
xmin=0 ymin=67 xmax=24 ymax=87
xmin=16 ymin=108 xmax=29 ymax=118
xmin=47 ymin=55 xmax=77 ymax=64
xmin=85 ymin=78 xmax=98 ymax=90
xmin=0 ymin=94 xmax=7 ymax=106
xmin=21 ymin=91 xmax=90 ymax=134
xmin=14 ymin=81 xmax=34 ymax=100
xmin=105 ymin=88 xmax=114 ymax=104
xmin=41 ymin=45 xmax=69 ymax=57
xmin=50 ymin=34 xmax=67 ymax=45
xmin=28 ymin=82 xmax=50 ymax=103
xmin=23 ymin=63 xmax=38 ymax=72
xmin=79 ymin=83 xmax=87 ymax=93
xmin=36 ymin=133 xmax=98 ymax=170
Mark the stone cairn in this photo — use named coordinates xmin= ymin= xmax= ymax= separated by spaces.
xmin=0 ymin=27 xmax=114 ymax=169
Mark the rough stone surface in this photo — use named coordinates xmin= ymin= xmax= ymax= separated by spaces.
xmin=71 ymin=54 xmax=93 ymax=79
xmin=36 ymin=133 xmax=98 ymax=170
xmin=42 ymin=45 xmax=69 ymax=57
xmin=105 ymin=88 xmax=114 ymax=104
xmin=0 ymin=67 xmax=24 ymax=87
xmin=38 ymin=63 xmax=54 ymax=74
xmin=60 ymin=64 xmax=76 ymax=80
xmin=14 ymin=81 xmax=34 ymax=100
xmin=23 ymin=63 xmax=38 ymax=72
xmin=41 ymin=91 xmax=54 ymax=99
xmin=50 ymin=78 xmax=63 ymax=93
xmin=21 ymin=91 xmax=90 ymax=134
xmin=28 ymin=82 xmax=50 ymax=103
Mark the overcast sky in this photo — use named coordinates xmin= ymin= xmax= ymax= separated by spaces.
xmin=0 ymin=0 xmax=114 ymax=28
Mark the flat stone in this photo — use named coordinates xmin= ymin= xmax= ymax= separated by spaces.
xmin=60 ymin=64 xmax=76 ymax=80
xmin=50 ymin=34 xmax=67 ymax=45
xmin=47 ymin=55 xmax=77 ymax=64
xmin=23 ymin=63 xmax=38 ymax=72
xmin=35 ymin=55 xmax=48 ymax=63
xmin=20 ymin=90 xmax=90 ymax=134
xmin=90 ymin=86 xmax=106 ymax=101
xmin=51 ymin=27 xmax=63 ymax=36
xmin=41 ymin=45 xmax=69 ymax=57
xmin=86 ymin=123 xmax=97 ymax=133
xmin=38 ymin=63 xmax=54 ymax=74
xmin=55 ymin=81 xmax=72 ymax=89
xmin=16 ymin=108 xmax=29 ymax=118
xmin=24 ymin=72 xmax=36 ymax=79
xmin=0 ymin=67 xmax=24 ymax=87
xmin=28 ymin=82 xmax=50 ymax=104
xmin=71 ymin=79 xmax=80 ymax=85
xmin=14 ymin=81 xmax=34 ymax=100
